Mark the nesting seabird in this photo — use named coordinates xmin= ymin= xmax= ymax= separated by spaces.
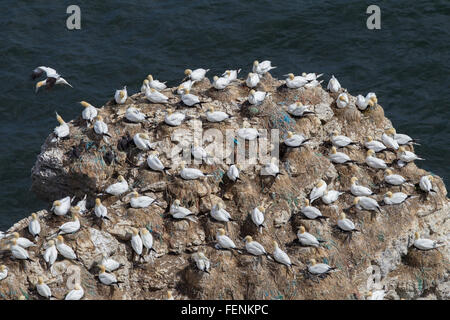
xmin=192 ymin=252 xmax=211 ymax=273
xmin=383 ymin=191 xmax=414 ymax=205
xmin=9 ymin=232 xmax=36 ymax=248
xmin=130 ymin=191 xmax=156 ymax=208
xmin=365 ymin=136 xmax=386 ymax=152
xmin=147 ymin=74 xmax=167 ymax=90
xmin=130 ymin=228 xmax=143 ymax=257
xmin=299 ymin=199 xmax=327 ymax=220
xmin=65 ymin=284 xmax=84 ymax=300
xmin=54 ymin=112 xmax=70 ymax=139
xmin=80 ymin=101 xmax=98 ymax=122
xmin=226 ymin=164 xmax=241 ymax=182
xmin=287 ymin=102 xmax=315 ymax=117
xmin=329 ymin=146 xmax=353 ymax=164
xmin=212 ymin=75 xmax=230 ymax=90
xmin=206 ymin=106 xmax=230 ymax=122
xmin=336 ymin=93 xmax=349 ymax=108
xmin=352 ymin=196 xmax=381 ymax=212
xmin=181 ymin=89 xmax=202 ymax=107
xmin=272 ymin=241 xmax=293 ymax=267
xmin=384 ymin=169 xmax=408 ymax=186
xmin=125 ymin=107 xmax=147 ymax=123
xmin=9 ymin=239 xmax=33 ymax=261
xmin=310 ymin=180 xmax=327 ymax=204
xmin=51 ymin=196 xmax=72 ymax=216
xmin=419 ymin=175 xmax=436 ymax=193
xmin=36 ymin=277 xmax=52 ymax=299
xmin=245 ymin=72 xmax=260 ymax=88
xmin=184 ymin=68 xmax=209 ymax=81
xmin=248 ymin=89 xmax=269 ymax=105
xmin=179 ymin=162 xmax=207 ymax=180
xmin=106 ymin=175 xmax=129 ymax=196
xmin=215 ymin=228 xmax=237 ymax=250
xmin=43 ymin=240 xmax=57 ymax=266
xmin=140 ymin=228 xmax=155 ymax=254
xmin=382 ymin=128 xmax=399 ymax=150
xmin=307 ymin=259 xmax=335 ymax=275
xmin=164 ymin=108 xmax=185 ymax=126
xmin=284 ymin=131 xmax=308 ymax=148
xmin=251 ymin=206 xmax=265 ymax=233
xmin=327 ymin=75 xmax=341 ymax=93
xmin=170 ymin=200 xmax=198 ymax=223
xmin=252 ymin=60 xmax=276 ymax=76
xmin=284 ymin=73 xmax=308 ymax=89
xmin=331 ymin=131 xmax=356 ymax=147
xmin=94 ymin=198 xmax=109 ymax=219
xmin=98 ymin=265 xmax=121 ymax=286
xmin=0 ymin=265 xmax=8 ymax=281
xmin=58 ymin=209 xmax=81 ymax=235
xmin=56 ymin=235 xmax=78 ymax=260
xmin=321 ymin=189 xmax=344 ymax=205
xmin=114 ymin=86 xmax=127 ymax=104
xmin=413 ymin=232 xmax=445 ymax=251
xmin=147 ymin=151 xmax=170 ymax=173
xmin=337 ymin=212 xmax=358 ymax=232
xmin=222 ymin=69 xmax=241 ymax=81
xmin=93 ymin=115 xmax=111 ymax=141
xmin=146 ymin=87 xmax=169 ymax=104
xmin=297 ymin=226 xmax=321 ymax=247
xmin=28 ymin=213 xmax=41 ymax=238
xmin=350 ymin=177 xmax=373 ymax=196
xmin=365 ymin=149 xmax=387 ymax=169
xmin=244 ymin=236 xmax=268 ymax=256
xmin=133 ymin=133 xmax=155 ymax=151
xmin=211 ymin=203 xmax=233 ymax=222
xmin=397 ymin=146 xmax=424 ymax=163
xmin=237 ymin=121 xmax=259 ymax=140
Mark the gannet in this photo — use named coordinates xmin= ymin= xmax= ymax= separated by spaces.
xmin=284 ymin=131 xmax=308 ymax=147
xmin=350 ymin=177 xmax=373 ymax=196
xmin=383 ymin=191 xmax=414 ymax=205
xmin=206 ymin=106 xmax=230 ymax=122
xmin=36 ymin=277 xmax=52 ymax=299
xmin=413 ymin=232 xmax=445 ymax=251
xmin=94 ymin=198 xmax=108 ymax=219
xmin=80 ymin=101 xmax=98 ymax=122
xmin=10 ymin=239 xmax=33 ymax=261
xmin=51 ymin=196 xmax=72 ymax=216
xmin=106 ymin=175 xmax=128 ymax=196
xmin=215 ymin=228 xmax=237 ymax=250
xmin=101 ymin=255 xmax=123 ymax=272
xmin=58 ymin=210 xmax=81 ymax=235
xmin=165 ymin=108 xmax=185 ymax=126
xmin=191 ymin=142 xmax=207 ymax=161
xmin=181 ymin=89 xmax=202 ymax=107
xmin=366 ymin=92 xmax=377 ymax=105
xmin=336 ymin=93 xmax=349 ymax=108
xmin=248 ymin=89 xmax=269 ymax=105
xmin=337 ymin=213 xmax=357 ymax=232
xmin=327 ymin=75 xmax=341 ymax=93
xmin=0 ymin=265 xmax=8 ymax=281
xmin=170 ymin=200 xmax=198 ymax=222
xmin=130 ymin=228 xmax=143 ymax=256
xmin=54 ymin=112 xmax=70 ymax=138
xmin=227 ymin=164 xmax=241 ymax=182
xmin=93 ymin=115 xmax=111 ymax=139
xmin=398 ymin=146 xmax=424 ymax=162
xmin=10 ymin=232 xmax=36 ymax=248
xmin=366 ymin=290 xmax=385 ymax=300
xmin=237 ymin=122 xmax=259 ymax=140
xmin=65 ymin=284 xmax=84 ymax=300
xmin=75 ymin=195 xmax=87 ymax=215
xmin=353 ymin=196 xmax=381 ymax=212
xmin=304 ymin=79 xmax=324 ymax=89
xmin=384 ymin=169 xmax=407 ymax=186
xmin=284 ymin=73 xmax=308 ymax=89
xmin=321 ymin=189 xmax=344 ymax=205
xmin=56 ymin=235 xmax=77 ymax=260
xmin=180 ymin=162 xmax=207 ymax=180
xmin=252 ymin=60 xmax=276 ymax=75
xmin=147 ymin=74 xmax=167 ymax=90
xmin=244 ymin=236 xmax=267 ymax=256
xmin=272 ymin=241 xmax=293 ymax=267
xmin=177 ymin=79 xmax=196 ymax=94
xmin=192 ymin=252 xmax=211 ymax=273
xmin=33 ymin=66 xmax=72 ymax=92
xmin=184 ymin=68 xmax=209 ymax=81
xmin=300 ymin=199 xmax=326 ymax=220
xmin=329 ymin=146 xmax=353 ymax=164
xmin=331 ymin=131 xmax=355 ymax=147
xmin=382 ymin=128 xmax=399 ymax=150
xmin=261 ymin=157 xmax=281 ymax=177
xmin=246 ymin=72 xmax=260 ymax=88
xmin=365 ymin=136 xmax=386 ymax=152
xmin=133 ymin=133 xmax=155 ymax=151
xmin=302 ymin=72 xmax=323 ymax=81
xmin=310 ymin=180 xmax=327 ymax=203
xmin=98 ymin=265 xmax=121 ymax=286
xmin=287 ymin=102 xmax=314 ymax=117
xmin=212 ymin=75 xmax=230 ymax=90
xmin=43 ymin=240 xmax=57 ymax=266
xmin=251 ymin=206 xmax=265 ymax=233
xmin=28 ymin=213 xmax=41 ymax=238
xmin=355 ymin=94 xmax=369 ymax=110
xmin=146 ymin=87 xmax=169 ymax=103
xmin=394 ymin=132 xmax=418 ymax=145
xmin=222 ymin=69 xmax=241 ymax=81
xmin=125 ymin=107 xmax=146 ymax=123
xmin=147 ymin=151 xmax=169 ymax=173
xmin=366 ymin=149 xmax=387 ymax=169
xmin=297 ymin=226 xmax=320 ymax=247
xmin=114 ymin=86 xmax=127 ymax=104
xmin=130 ymin=191 xmax=156 ymax=208
xmin=308 ymin=259 xmax=335 ymax=275
xmin=211 ymin=203 xmax=233 ymax=222
xmin=140 ymin=228 xmax=155 ymax=254
xmin=141 ymin=79 xmax=150 ymax=93
xmin=419 ymin=175 xmax=436 ymax=193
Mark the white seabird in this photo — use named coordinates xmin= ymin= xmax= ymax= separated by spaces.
xmin=321 ymin=189 xmax=344 ymax=205
xmin=54 ymin=112 xmax=70 ymax=139
xmin=211 ymin=203 xmax=233 ymax=222
xmin=336 ymin=93 xmax=349 ymax=108
xmin=125 ymin=107 xmax=146 ymax=123
xmin=133 ymin=133 xmax=155 ymax=151
xmin=382 ymin=128 xmax=399 ymax=150
xmin=130 ymin=228 xmax=143 ymax=257
xmin=75 ymin=194 xmax=87 ymax=215
xmin=355 ymin=94 xmax=369 ymax=110
xmin=337 ymin=212 xmax=357 ymax=232
xmin=51 ymin=196 xmax=72 ymax=216
xmin=297 ymin=226 xmax=320 ymax=247
xmin=93 ymin=115 xmax=111 ymax=140
xmin=383 ymin=191 xmax=414 ymax=205
xmin=147 ymin=151 xmax=169 ymax=173
xmin=300 ymin=199 xmax=326 ymax=220
xmin=365 ymin=136 xmax=386 ymax=152
xmin=192 ymin=252 xmax=211 ymax=273
xmin=10 ymin=239 xmax=32 ymax=261
xmin=353 ymin=196 xmax=381 ymax=212
xmin=94 ymin=198 xmax=108 ymax=219
xmin=36 ymin=277 xmax=52 ymax=299
xmin=252 ymin=60 xmax=276 ymax=76
xmin=114 ymin=86 xmax=127 ymax=104
xmin=327 ymin=75 xmax=341 ymax=93
xmin=140 ymin=228 xmax=155 ymax=254
xmin=165 ymin=108 xmax=185 ymax=126
xmin=302 ymin=72 xmax=323 ymax=81
xmin=251 ymin=206 xmax=265 ymax=233
xmin=284 ymin=73 xmax=308 ymax=89
xmin=237 ymin=121 xmax=259 ymax=140
xmin=191 ymin=142 xmax=207 ymax=161
xmin=272 ymin=241 xmax=293 ymax=267
xmin=131 ymin=191 xmax=156 ymax=208
xmin=308 ymin=259 xmax=335 ymax=275
xmin=366 ymin=149 xmax=387 ymax=169
xmin=310 ymin=180 xmax=327 ymax=203
xmin=43 ymin=240 xmax=57 ymax=266
xmin=261 ymin=157 xmax=281 ymax=177
xmin=246 ymin=72 xmax=260 ymax=88
xmin=10 ymin=232 xmax=36 ymax=248
xmin=206 ymin=106 xmax=230 ymax=122
xmin=394 ymin=132 xmax=418 ymax=145
xmin=141 ymin=79 xmax=150 ymax=93
xmin=398 ymin=146 xmax=424 ymax=163
xmin=212 ymin=75 xmax=230 ymax=90
xmin=80 ymin=101 xmax=98 ymax=122
xmin=106 ymin=175 xmax=128 ymax=196
xmin=413 ymin=232 xmax=445 ymax=251
xmin=147 ymin=74 xmax=167 ymax=90
xmin=181 ymin=89 xmax=201 ymax=107
xmin=98 ymin=265 xmax=121 ymax=286
xmin=179 ymin=162 xmax=207 ymax=180
xmin=248 ymin=89 xmax=269 ymax=105
xmin=244 ymin=236 xmax=267 ymax=256
xmin=384 ymin=169 xmax=407 ymax=186
xmin=215 ymin=228 xmax=237 ymax=250
xmin=101 ymin=255 xmax=123 ymax=272
xmin=33 ymin=66 xmax=72 ymax=92
xmin=419 ymin=175 xmax=436 ymax=193
xmin=146 ymin=87 xmax=169 ymax=104
xmin=184 ymin=68 xmax=209 ymax=81
xmin=331 ymin=131 xmax=355 ymax=147
xmin=284 ymin=131 xmax=308 ymax=147
xmin=28 ymin=213 xmax=41 ymax=238
xmin=177 ymin=80 xmax=196 ymax=94
xmin=227 ymin=164 xmax=241 ymax=182
xmin=222 ymin=69 xmax=241 ymax=81
xmin=366 ymin=290 xmax=385 ymax=301
xmin=58 ymin=210 xmax=81 ymax=235
xmin=329 ymin=146 xmax=353 ymax=164
xmin=56 ymin=235 xmax=77 ymax=260
xmin=0 ymin=265 xmax=7 ymax=281
xmin=170 ymin=200 xmax=198 ymax=223
xmin=65 ymin=284 xmax=84 ymax=300
xmin=350 ymin=177 xmax=373 ymax=196
xmin=287 ymin=102 xmax=314 ymax=117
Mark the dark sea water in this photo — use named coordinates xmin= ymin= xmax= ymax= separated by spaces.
xmin=0 ymin=0 xmax=449 ymax=229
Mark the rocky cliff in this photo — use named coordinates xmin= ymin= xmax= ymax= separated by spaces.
xmin=0 ymin=74 xmax=448 ymax=300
